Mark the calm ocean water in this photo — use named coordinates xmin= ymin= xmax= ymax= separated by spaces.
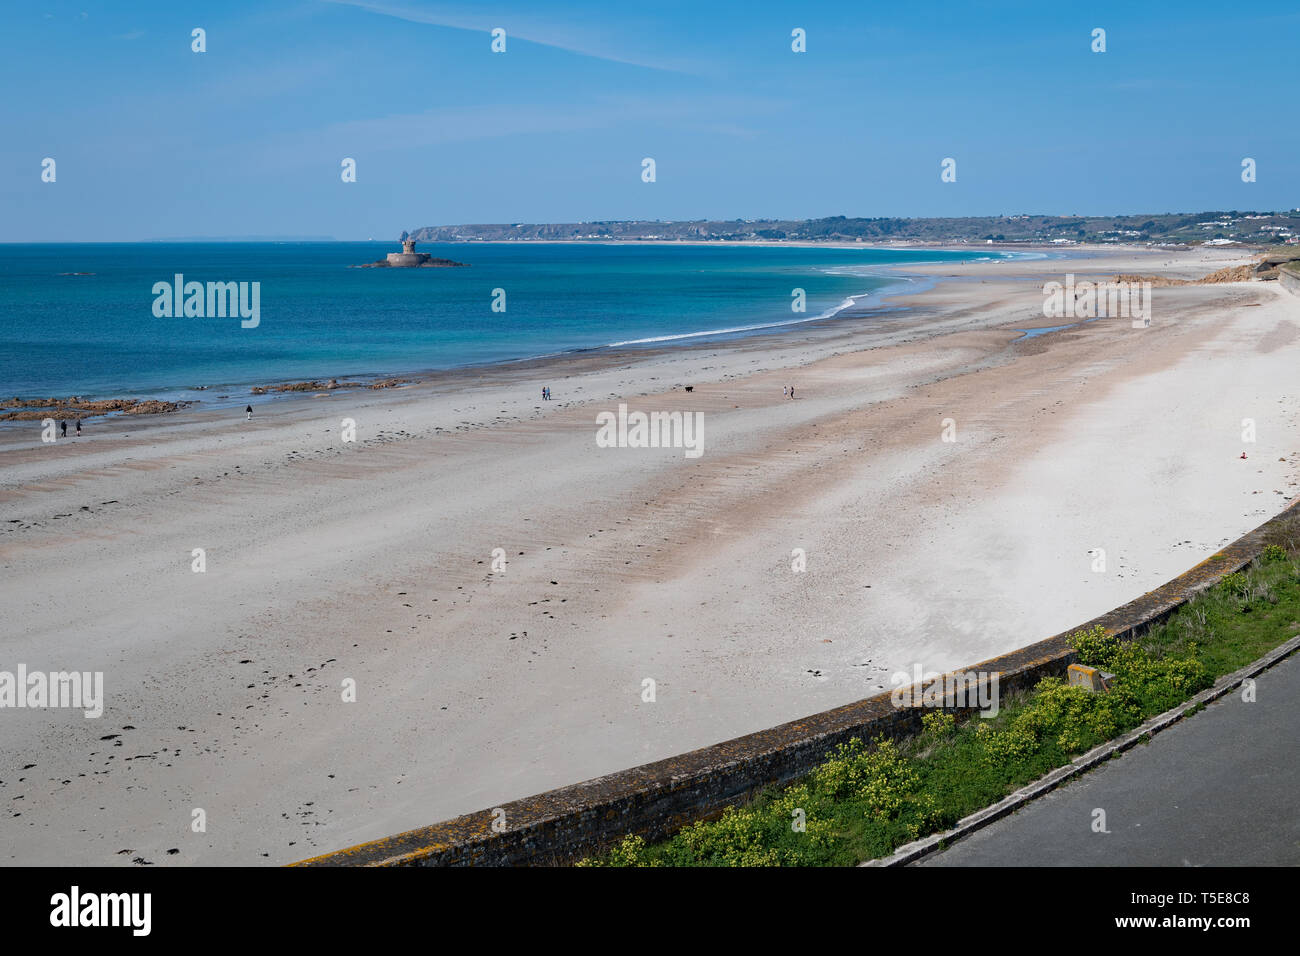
xmin=0 ymin=242 xmax=1001 ymax=400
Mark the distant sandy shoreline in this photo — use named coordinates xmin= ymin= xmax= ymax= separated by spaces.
xmin=4 ymin=241 xmax=1295 ymax=866
xmin=0 ymin=243 xmax=1129 ymax=436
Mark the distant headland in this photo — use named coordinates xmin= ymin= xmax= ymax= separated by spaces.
xmin=406 ymin=210 xmax=1300 ymax=248
xmin=353 ymin=235 xmax=468 ymax=268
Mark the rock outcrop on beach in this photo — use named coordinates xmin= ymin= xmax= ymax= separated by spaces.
xmin=250 ymin=378 xmax=411 ymax=394
xmin=251 ymin=381 xmax=345 ymax=394
xmin=0 ymin=397 xmax=193 ymax=421
xmin=1114 ymin=254 xmax=1300 ymax=287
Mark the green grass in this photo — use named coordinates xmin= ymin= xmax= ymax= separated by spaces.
xmin=579 ymin=523 xmax=1300 ymax=867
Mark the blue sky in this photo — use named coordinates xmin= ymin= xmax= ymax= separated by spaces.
xmin=2 ymin=0 xmax=1297 ymax=240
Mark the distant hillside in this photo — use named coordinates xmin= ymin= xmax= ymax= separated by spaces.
xmin=410 ymin=211 xmax=1300 ymax=247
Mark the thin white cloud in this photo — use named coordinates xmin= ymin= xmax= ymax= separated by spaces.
xmin=320 ymin=0 xmax=701 ymax=74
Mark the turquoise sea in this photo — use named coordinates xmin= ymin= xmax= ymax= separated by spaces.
xmin=0 ymin=242 xmax=1004 ymax=402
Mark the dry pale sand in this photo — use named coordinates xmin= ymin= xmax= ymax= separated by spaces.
xmin=2 ymin=244 xmax=1297 ymax=865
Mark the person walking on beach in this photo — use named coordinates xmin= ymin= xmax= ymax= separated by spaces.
xmin=782 ymin=385 xmax=788 ymax=397
xmin=75 ymin=419 xmax=81 ymax=437
xmin=789 ymin=386 xmax=795 ymax=400
xmin=60 ymin=420 xmax=67 ymax=438
xmin=245 ymin=404 xmax=253 ymax=421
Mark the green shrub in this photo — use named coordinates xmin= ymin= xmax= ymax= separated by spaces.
xmin=976 ymin=676 xmax=1143 ymax=762
xmin=976 ymin=720 xmax=1037 ymax=766
xmin=807 ymin=737 xmax=942 ymax=846
xmin=577 ymin=833 xmax=661 ymax=867
xmin=1219 ymin=571 xmax=1248 ymax=597
xmin=1073 ymin=624 xmax=1120 ymax=668
xmin=811 ymin=737 xmax=919 ymax=817
xmin=670 ymin=806 xmax=788 ymax=866
xmin=921 ymin=711 xmax=956 ymax=738
xmin=1112 ymin=650 xmax=1212 ymax=711
xmin=1070 ymin=628 xmax=1213 ymax=713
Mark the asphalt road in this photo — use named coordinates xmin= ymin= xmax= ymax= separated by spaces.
xmin=917 ymin=653 xmax=1300 ymax=866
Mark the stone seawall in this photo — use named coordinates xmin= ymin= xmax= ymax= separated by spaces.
xmin=1279 ymin=263 xmax=1300 ymax=297
xmin=294 ymin=501 xmax=1299 ymax=867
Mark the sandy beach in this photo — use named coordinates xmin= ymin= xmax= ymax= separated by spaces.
xmin=2 ymin=242 xmax=1297 ymax=866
